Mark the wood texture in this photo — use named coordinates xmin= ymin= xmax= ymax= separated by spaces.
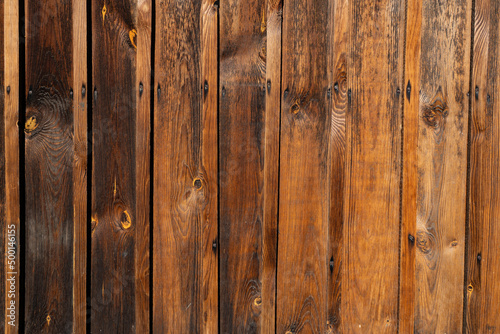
xmin=466 ymin=0 xmax=500 ymax=332
xmin=411 ymin=0 xmax=471 ymax=332
xmin=276 ymin=0 xmax=331 ymax=332
xmin=328 ymin=0 xmax=348 ymax=331
xmin=91 ymin=0 xmax=150 ymax=332
xmin=219 ymin=0 xmax=268 ymax=332
xmin=24 ymin=0 xmax=81 ymax=331
xmin=343 ymin=0 xmax=404 ymax=332
xmin=153 ymin=0 xmax=217 ymax=332
xmin=2 ymin=0 xmax=20 ymax=331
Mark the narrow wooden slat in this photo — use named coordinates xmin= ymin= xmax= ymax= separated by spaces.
xmin=399 ymin=0 xmax=422 ymax=331
xmin=219 ymin=0 xmax=268 ymax=331
xmin=276 ymin=0 xmax=331 ymax=331
xmin=466 ymin=0 xmax=500 ymax=331
xmin=327 ymin=0 xmax=348 ymax=331
xmin=24 ymin=0 xmax=78 ymax=331
xmin=409 ymin=0 xmax=471 ymax=332
xmin=91 ymin=0 xmax=150 ymax=331
xmin=2 ymin=0 xmax=20 ymax=331
xmin=343 ymin=0 xmax=404 ymax=332
xmin=153 ymin=0 xmax=217 ymax=332
xmin=261 ymin=0 xmax=281 ymax=332
xmin=3 ymin=0 xmax=19 ymax=330
xmin=72 ymin=0 xmax=87 ymax=331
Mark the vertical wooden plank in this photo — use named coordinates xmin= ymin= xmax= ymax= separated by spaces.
xmin=219 ymin=0 xmax=267 ymax=331
xmin=399 ymin=0 xmax=421 ymax=331
xmin=72 ymin=0 xmax=87 ymax=331
xmin=261 ymin=0 xmax=281 ymax=332
xmin=343 ymin=0 xmax=404 ymax=332
xmin=276 ymin=0 xmax=331 ymax=332
xmin=410 ymin=0 xmax=471 ymax=332
xmin=91 ymin=0 xmax=150 ymax=331
xmin=25 ymin=0 xmax=81 ymax=331
xmin=466 ymin=0 xmax=500 ymax=331
xmin=327 ymin=0 xmax=348 ymax=331
xmin=2 ymin=0 xmax=20 ymax=331
xmin=153 ymin=0 xmax=217 ymax=332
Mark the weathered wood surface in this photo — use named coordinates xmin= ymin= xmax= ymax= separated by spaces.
xmin=153 ymin=0 xmax=217 ymax=332
xmin=219 ymin=0 xmax=272 ymax=332
xmin=24 ymin=0 xmax=85 ymax=332
xmin=343 ymin=0 xmax=404 ymax=332
xmin=466 ymin=0 xmax=500 ymax=332
xmin=276 ymin=0 xmax=331 ymax=332
xmin=409 ymin=0 xmax=471 ymax=332
xmin=91 ymin=0 xmax=150 ymax=332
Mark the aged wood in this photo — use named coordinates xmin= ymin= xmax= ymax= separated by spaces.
xmin=327 ymin=0 xmax=347 ymax=331
xmin=410 ymin=0 xmax=471 ymax=332
xmin=219 ymin=0 xmax=268 ymax=332
xmin=153 ymin=0 xmax=217 ymax=332
xmin=466 ymin=0 xmax=500 ymax=331
xmin=399 ymin=0 xmax=422 ymax=332
xmin=343 ymin=0 xmax=404 ymax=332
xmin=91 ymin=0 xmax=150 ymax=331
xmin=261 ymin=0 xmax=281 ymax=332
xmin=276 ymin=0 xmax=331 ymax=332
xmin=2 ymin=0 xmax=20 ymax=331
xmin=24 ymin=0 xmax=81 ymax=331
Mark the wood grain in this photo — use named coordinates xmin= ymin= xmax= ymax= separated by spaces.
xmin=91 ymin=0 xmax=150 ymax=331
xmin=25 ymin=0 xmax=76 ymax=331
xmin=343 ymin=0 xmax=404 ymax=332
xmin=153 ymin=0 xmax=217 ymax=332
xmin=412 ymin=0 xmax=471 ymax=332
xmin=276 ymin=0 xmax=331 ymax=332
xmin=327 ymin=0 xmax=348 ymax=331
xmin=219 ymin=0 xmax=267 ymax=332
xmin=2 ymin=0 xmax=20 ymax=331
xmin=466 ymin=0 xmax=500 ymax=331
xmin=261 ymin=0 xmax=281 ymax=332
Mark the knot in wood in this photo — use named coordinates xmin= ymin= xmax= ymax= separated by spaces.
xmin=422 ymin=94 xmax=448 ymax=129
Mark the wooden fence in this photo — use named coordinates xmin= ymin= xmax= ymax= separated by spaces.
xmin=0 ymin=0 xmax=499 ymax=332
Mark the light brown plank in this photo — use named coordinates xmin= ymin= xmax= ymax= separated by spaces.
xmin=466 ymin=0 xmax=500 ymax=331
xmin=343 ymin=0 xmax=404 ymax=332
xmin=3 ymin=0 xmax=20 ymax=332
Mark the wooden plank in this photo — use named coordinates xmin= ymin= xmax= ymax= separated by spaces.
xmin=276 ymin=0 xmax=331 ymax=332
xmin=91 ymin=0 xmax=151 ymax=331
xmin=153 ymin=0 xmax=217 ymax=332
xmin=327 ymin=0 xmax=348 ymax=331
xmin=410 ymin=0 xmax=471 ymax=332
xmin=219 ymin=0 xmax=270 ymax=331
xmin=398 ymin=0 xmax=422 ymax=331
xmin=72 ymin=0 xmax=87 ymax=331
xmin=24 ymin=0 xmax=83 ymax=331
xmin=343 ymin=0 xmax=404 ymax=332
xmin=2 ymin=0 xmax=20 ymax=331
xmin=261 ymin=0 xmax=281 ymax=332
xmin=466 ymin=0 xmax=500 ymax=331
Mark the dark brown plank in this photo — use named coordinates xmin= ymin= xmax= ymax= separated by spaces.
xmin=411 ymin=0 xmax=471 ymax=332
xmin=327 ymin=0 xmax=347 ymax=331
xmin=91 ymin=0 xmax=150 ymax=331
xmin=153 ymin=0 xmax=217 ymax=332
xmin=261 ymin=0 xmax=281 ymax=332
xmin=276 ymin=0 xmax=331 ymax=332
xmin=219 ymin=0 xmax=268 ymax=332
xmin=466 ymin=0 xmax=500 ymax=331
xmin=343 ymin=0 xmax=404 ymax=332
xmin=2 ymin=1 xmax=20 ymax=331
xmin=25 ymin=0 xmax=78 ymax=331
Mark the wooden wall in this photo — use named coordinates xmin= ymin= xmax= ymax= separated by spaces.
xmin=0 ymin=0 xmax=499 ymax=332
